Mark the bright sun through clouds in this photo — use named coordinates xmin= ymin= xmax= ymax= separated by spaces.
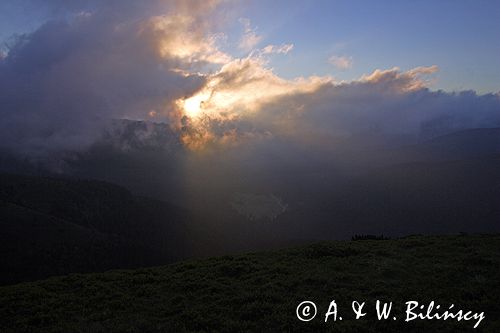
xmin=179 ymin=92 xmax=210 ymax=118
xmin=167 ymin=4 xmax=439 ymax=151
xmin=175 ymin=57 xmax=332 ymax=126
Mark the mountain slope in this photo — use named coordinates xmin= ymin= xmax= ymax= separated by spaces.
xmin=0 ymin=174 xmax=189 ymax=285
xmin=0 ymin=234 xmax=498 ymax=332
xmin=0 ymin=200 xmax=162 ymax=285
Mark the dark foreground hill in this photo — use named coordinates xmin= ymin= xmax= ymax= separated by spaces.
xmin=1 ymin=234 xmax=499 ymax=332
xmin=0 ymin=174 xmax=189 ymax=285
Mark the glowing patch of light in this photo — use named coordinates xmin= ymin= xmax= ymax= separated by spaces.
xmin=178 ymin=91 xmax=211 ymax=118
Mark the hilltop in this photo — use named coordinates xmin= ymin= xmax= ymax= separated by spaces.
xmin=1 ymin=234 xmax=499 ymax=332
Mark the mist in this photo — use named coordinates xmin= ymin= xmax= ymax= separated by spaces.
xmin=1 ymin=0 xmax=500 ymax=255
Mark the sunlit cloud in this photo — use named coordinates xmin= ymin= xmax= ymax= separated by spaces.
xmin=1 ymin=0 xmax=499 ymax=157
xmin=360 ymin=65 xmax=439 ymax=91
xmin=329 ymin=55 xmax=353 ymax=70
xmin=175 ymin=54 xmax=332 ymax=149
xmin=176 ymin=60 xmax=499 ymax=151
xmin=261 ymin=43 xmax=294 ymax=55
xmin=147 ymin=15 xmax=231 ymax=65
xmin=238 ymin=18 xmax=262 ymax=51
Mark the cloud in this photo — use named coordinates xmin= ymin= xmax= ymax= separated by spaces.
xmin=177 ymin=61 xmax=500 ymax=149
xmin=273 ymin=67 xmax=499 ymax=141
xmin=261 ymin=43 xmax=294 ymax=55
xmin=1 ymin=0 xmax=499 ymax=160
xmin=329 ymin=55 xmax=353 ymax=70
xmin=175 ymin=53 xmax=329 ymax=149
xmin=0 ymin=0 xmax=227 ymax=156
xmin=238 ymin=18 xmax=262 ymax=51
xmin=148 ymin=14 xmax=231 ymax=65
xmin=360 ymin=65 xmax=438 ymax=91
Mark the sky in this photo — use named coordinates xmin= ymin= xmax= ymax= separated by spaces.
xmin=2 ymin=0 xmax=499 ymax=249
xmin=2 ymin=0 xmax=499 ymax=93
xmin=238 ymin=0 xmax=500 ymax=94
xmin=0 ymin=0 xmax=499 ymax=156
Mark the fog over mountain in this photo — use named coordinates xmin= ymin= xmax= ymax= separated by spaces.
xmin=1 ymin=0 xmax=500 ymax=254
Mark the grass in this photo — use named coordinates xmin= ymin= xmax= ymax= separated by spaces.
xmin=1 ymin=234 xmax=499 ymax=332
